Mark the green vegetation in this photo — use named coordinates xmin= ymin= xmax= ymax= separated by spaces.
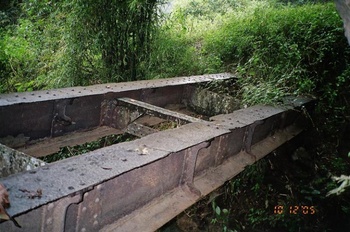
xmin=2 ymin=0 xmax=349 ymax=102
xmin=2 ymin=0 xmax=350 ymax=231
xmin=1 ymin=0 xmax=160 ymax=92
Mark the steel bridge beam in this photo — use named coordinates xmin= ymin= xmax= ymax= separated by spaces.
xmin=0 ymin=74 xmax=314 ymax=231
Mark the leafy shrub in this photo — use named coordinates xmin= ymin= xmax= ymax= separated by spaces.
xmin=203 ymin=2 xmax=350 ymax=105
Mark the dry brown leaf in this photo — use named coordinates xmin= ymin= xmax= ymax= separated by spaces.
xmin=0 ymin=183 xmax=21 ymax=228
xmin=19 ymin=188 xmax=43 ymax=199
xmin=0 ymin=183 xmax=10 ymax=221
xmin=0 ymin=183 xmax=10 ymax=207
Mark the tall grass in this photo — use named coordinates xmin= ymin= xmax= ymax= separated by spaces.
xmin=149 ymin=1 xmax=350 ymax=105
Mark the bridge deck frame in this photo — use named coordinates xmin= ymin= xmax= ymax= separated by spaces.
xmin=0 ymin=74 xmax=314 ymax=231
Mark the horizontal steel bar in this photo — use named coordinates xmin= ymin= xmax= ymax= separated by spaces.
xmin=117 ymin=97 xmax=205 ymax=124
xmin=0 ymin=73 xmax=233 ymax=107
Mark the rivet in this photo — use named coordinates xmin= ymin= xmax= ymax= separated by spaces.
xmin=93 ymin=220 xmax=98 ymax=227
xmin=84 ymin=192 xmax=89 ymax=197
xmin=47 ymin=203 xmax=54 ymax=211
xmin=96 ymin=184 xmax=102 ymax=190
xmin=93 ymin=214 xmax=98 ymax=219
xmin=81 ymin=228 xmax=86 ymax=232
xmin=82 ymin=207 xmax=87 ymax=213
xmin=46 ymin=217 xmax=52 ymax=225
xmin=95 ymin=198 xmax=100 ymax=203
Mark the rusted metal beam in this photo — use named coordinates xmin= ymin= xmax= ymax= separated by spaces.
xmin=0 ymin=73 xmax=232 ymax=147
xmin=0 ymin=74 xmax=314 ymax=232
xmin=0 ymin=73 xmax=233 ymax=107
xmin=102 ymin=124 xmax=304 ymax=232
xmin=0 ymin=99 xmax=314 ymax=232
xmin=117 ymin=97 xmax=205 ymax=124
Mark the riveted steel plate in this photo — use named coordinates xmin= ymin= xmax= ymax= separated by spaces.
xmin=0 ymin=73 xmax=233 ymax=106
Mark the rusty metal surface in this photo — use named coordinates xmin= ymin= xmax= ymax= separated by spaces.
xmin=135 ymin=115 xmax=166 ymax=126
xmin=0 ymin=74 xmax=238 ymax=152
xmin=100 ymin=124 xmax=304 ymax=232
xmin=1 ymin=192 xmax=82 ymax=232
xmin=0 ymin=71 xmax=314 ymax=232
xmin=0 ymin=101 xmax=54 ymax=139
xmin=209 ymin=105 xmax=285 ymax=128
xmin=41 ymin=194 xmax=82 ymax=232
xmin=0 ymin=73 xmax=233 ymax=106
xmin=126 ymin=122 xmax=159 ymax=137
xmin=0 ymin=120 xmax=230 ymax=218
xmin=0 ymin=73 xmax=233 ymax=143
xmin=180 ymin=142 xmax=209 ymax=197
xmin=1 ymin=109 xmax=310 ymax=231
xmin=117 ymin=97 xmax=206 ymax=124
xmin=120 ymin=122 xmax=230 ymax=153
xmin=0 ymin=95 xmax=104 ymax=140
xmin=140 ymin=85 xmax=185 ymax=107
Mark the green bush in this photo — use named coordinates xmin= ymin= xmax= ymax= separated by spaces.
xmin=203 ymin=2 xmax=350 ymax=105
xmin=0 ymin=1 xmax=69 ymax=93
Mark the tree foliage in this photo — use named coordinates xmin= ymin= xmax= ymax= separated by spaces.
xmin=203 ymin=2 xmax=350 ymax=105
xmin=0 ymin=0 xmax=161 ymax=92
xmin=65 ymin=0 xmax=159 ymax=85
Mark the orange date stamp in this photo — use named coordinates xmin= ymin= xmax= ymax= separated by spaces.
xmin=273 ymin=205 xmax=316 ymax=215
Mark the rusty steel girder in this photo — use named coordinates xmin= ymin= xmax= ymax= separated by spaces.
xmin=0 ymin=73 xmax=314 ymax=231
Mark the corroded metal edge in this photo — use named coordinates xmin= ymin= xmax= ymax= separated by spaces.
xmin=102 ymin=124 xmax=303 ymax=232
xmin=0 ymin=73 xmax=233 ymax=106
